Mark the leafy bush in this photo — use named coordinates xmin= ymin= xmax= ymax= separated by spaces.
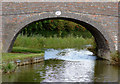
xmin=2 ymin=63 xmax=17 ymax=73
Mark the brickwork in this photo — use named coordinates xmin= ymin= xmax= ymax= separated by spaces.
xmin=1 ymin=2 xmax=119 ymax=60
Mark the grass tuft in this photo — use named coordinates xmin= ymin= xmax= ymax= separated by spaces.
xmin=2 ymin=63 xmax=16 ymax=73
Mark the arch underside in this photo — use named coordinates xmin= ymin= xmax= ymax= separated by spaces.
xmin=4 ymin=13 xmax=115 ymax=60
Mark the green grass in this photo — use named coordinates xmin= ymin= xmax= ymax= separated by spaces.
xmin=13 ymin=35 xmax=94 ymax=50
xmin=2 ymin=52 xmax=44 ymax=73
xmin=2 ymin=53 xmax=44 ymax=62
xmin=2 ymin=63 xmax=16 ymax=73
xmin=2 ymin=46 xmax=44 ymax=73
xmin=12 ymin=47 xmax=44 ymax=53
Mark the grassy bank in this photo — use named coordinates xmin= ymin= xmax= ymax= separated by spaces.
xmin=13 ymin=35 xmax=94 ymax=51
xmin=12 ymin=47 xmax=44 ymax=53
xmin=2 ymin=47 xmax=44 ymax=73
xmin=2 ymin=53 xmax=44 ymax=62
xmin=2 ymin=52 xmax=44 ymax=73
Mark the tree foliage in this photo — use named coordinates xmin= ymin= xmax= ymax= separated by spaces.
xmin=20 ymin=19 xmax=90 ymax=38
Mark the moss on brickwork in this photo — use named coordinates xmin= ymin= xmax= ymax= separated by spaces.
xmin=110 ymin=51 xmax=119 ymax=65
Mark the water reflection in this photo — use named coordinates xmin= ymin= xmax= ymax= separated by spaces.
xmin=2 ymin=48 xmax=119 ymax=82
xmin=94 ymin=60 xmax=118 ymax=82
xmin=43 ymin=49 xmax=96 ymax=82
xmin=43 ymin=59 xmax=95 ymax=82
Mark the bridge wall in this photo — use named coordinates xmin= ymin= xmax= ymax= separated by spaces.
xmin=1 ymin=2 xmax=118 ymax=60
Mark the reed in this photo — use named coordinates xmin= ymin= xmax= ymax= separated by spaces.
xmin=13 ymin=35 xmax=94 ymax=50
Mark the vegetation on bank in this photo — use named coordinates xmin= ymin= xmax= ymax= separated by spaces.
xmin=2 ymin=52 xmax=44 ymax=73
xmin=2 ymin=53 xmax=44 ymax=62
xmin=2 ymin=63 xmax=16 ymax=73
xmin=2 ymin=46 xmax=44 ymax=73
xmin=12 ymin=47 xmax=44 ymax=53
xmin=13 ymin=35 xmax=94 ymax=50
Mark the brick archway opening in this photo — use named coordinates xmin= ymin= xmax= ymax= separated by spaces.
xmin=8 ymin=17 xmax=111 ymax=60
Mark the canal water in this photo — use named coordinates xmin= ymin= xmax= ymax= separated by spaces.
xmin=2 ymin=48 xmax=119 ymax=82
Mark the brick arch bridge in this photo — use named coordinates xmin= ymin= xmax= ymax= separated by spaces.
xmin=1 ymin=2 xmax=118 ymax=60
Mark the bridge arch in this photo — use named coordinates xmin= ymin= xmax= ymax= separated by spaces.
xmin=4 ymin=12 xmax=115 ymax=60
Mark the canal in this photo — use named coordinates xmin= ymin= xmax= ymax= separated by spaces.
xmin=2 ymin=48 xmax=119 ymax=82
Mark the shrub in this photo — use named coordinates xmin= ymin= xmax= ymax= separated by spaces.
xmin=2 ymin=63 xmax=17 ymax=73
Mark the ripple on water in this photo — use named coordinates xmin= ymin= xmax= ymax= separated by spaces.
xmin=44 ymin=48 xmax=97 ymax=61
